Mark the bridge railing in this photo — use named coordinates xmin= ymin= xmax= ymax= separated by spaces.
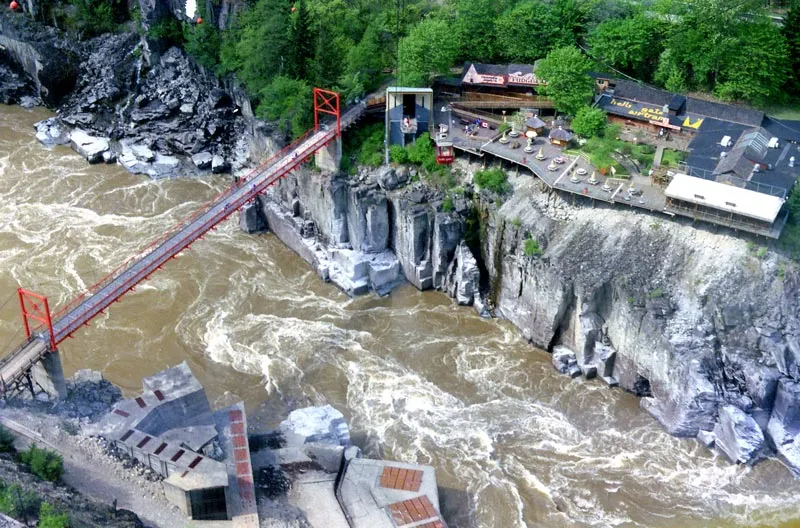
xmin=49 ymin=126 xmax=321 ymax=331
xmin=50 ymin=126 xmax=339 ymax=343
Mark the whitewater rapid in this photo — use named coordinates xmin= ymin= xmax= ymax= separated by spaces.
xmin=2 ymin=105 xmax=800 ymax=527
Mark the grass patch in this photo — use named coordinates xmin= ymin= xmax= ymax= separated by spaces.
xmin=38 ymin=502 xmax=71 ymax=528
xmin=660 ymin=149 xmax=685 ymax=168
xmin=442 ymin=196 xmax=454 ymax=212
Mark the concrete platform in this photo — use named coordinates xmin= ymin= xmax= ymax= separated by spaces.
xmin=338 ymin=458 xmax=445 ymax=528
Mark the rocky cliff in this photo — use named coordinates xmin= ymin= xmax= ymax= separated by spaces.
xmin=240 ymin=164 xmax=486 ymax=312
xmin=246 ymin=159 xmax=800 ymax=475
xmin=0 ymin=6 xmax=274 ymax=178
xmin=480 ymin=170 xmax=800 ymax=472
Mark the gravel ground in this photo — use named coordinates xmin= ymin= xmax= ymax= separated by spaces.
xmin=0 ymin=407 xmax=189 ymax=528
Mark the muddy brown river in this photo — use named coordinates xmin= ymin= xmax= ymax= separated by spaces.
xmin=2 ymin=105 xmax=800 ymax=527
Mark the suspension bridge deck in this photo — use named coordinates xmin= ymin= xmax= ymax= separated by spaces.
xmin=0 ymin=93 xmax=364 ymax=397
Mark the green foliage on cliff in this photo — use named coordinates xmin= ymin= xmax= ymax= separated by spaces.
xmin=474 ymin=168 xmax=510 ymax=194
xmin=17 ymin=444 xmax=64 ymax=483
xmin=38 ymin=502 xmax=71 ymax=528
xmin=0 ymin=426 xmax=15 ymax=454
xmin=523 ymin=237 xmax=542 ymax=257
xmin=0 ymin=482 xmax=40 ymax=521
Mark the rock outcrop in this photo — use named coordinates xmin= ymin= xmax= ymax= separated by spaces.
xmin=477 ymin=171 xmax=800 ymax=472
xmin=0 ymin=10 xmax=78 ymax=106
xmin=278 ymin=405 xmax=351 ymax=447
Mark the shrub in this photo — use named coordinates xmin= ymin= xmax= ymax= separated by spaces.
xmin=17 ymin=444 xmax=64 ymax=483
xmin=0 ymin=426 xmax=15 ymax=453
xmin=406 ymin=134 xmax=438 ymax=172
xmin=756 ymin=246 xmax=768 ymax=259
xmin=38 ymin=502 xmax=71 ymax=528
xmin=523 ymin=238 xmax=542 ymax=257
xmin=147 ymin=17 xmax=184 ymax=47
xmin=648 ymin=287 xmax=664 ymax=299
xmin=0 ymin=482 xmax=40 ymax=521
xmin=512 ymin=217 xmax=522 ymax=228
xmin=474 ymin=168 xmax=510 ymax=194
xmin=389 ymin=144 xmax=409 ymax=164
xmin=442 ymin=196 xmax=454 ymax=212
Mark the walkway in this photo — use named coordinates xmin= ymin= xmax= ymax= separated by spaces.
xmin=0 ymin=100 xmax=366 ymax=397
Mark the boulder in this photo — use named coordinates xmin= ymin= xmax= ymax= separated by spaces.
xmin=149 ymin=154 xmax=180 ymax=179
xmin=34 ymin=117 xmax=69 ymax=146
xmin=69 ymin=129 xmax=109 ymax=163
xmin=212 ymin=155 xmax=229 ymax=174
xmin=192 ymin=151 xmax=213 ymax=170
xmin=552 ymin=346 xmax=578 ymax=375
xmin=376 ymin=166 xmax=400 ymax=191
xmin=131 ymin=144 xmax=155 ymax=162
xmin=713 ymin=405 xmax=764 ymax=464
xmin=278 ymin=405 xmax=351 ymax=448
xmin=697 ymin=430 xmax=715 ymax=448
xmin=239 ymin=200 xmax=268 ymax=234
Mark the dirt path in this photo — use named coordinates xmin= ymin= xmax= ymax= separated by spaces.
xmin=0 ymin=408 xmax=190 ymax=528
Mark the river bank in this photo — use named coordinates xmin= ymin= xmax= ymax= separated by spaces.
xmin=3 ymin=4 xmax=800 ymax=523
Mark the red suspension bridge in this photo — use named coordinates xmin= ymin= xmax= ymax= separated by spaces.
xmin=1 ymin=89 xmax=361 ymax=397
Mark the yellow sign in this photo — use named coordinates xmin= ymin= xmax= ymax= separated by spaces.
xmin=683 ymin=116 xmax=704 ymax=129
xmin=609 ymin=98 xmax=665 ymax=121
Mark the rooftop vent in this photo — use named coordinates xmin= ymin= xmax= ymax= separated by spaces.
xmin=768 ymin=137 xmax=780 ymax=149
xmin=720 ymin=136 xmax=733 ymax=148
xmin=720 ymin=151 xmax=727 ymax=158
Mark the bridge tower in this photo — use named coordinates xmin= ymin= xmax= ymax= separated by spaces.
xmin=313 ymin=88 xmax=342 ymax=172
xmin=15 ymin=289 xmax=67 ymax=399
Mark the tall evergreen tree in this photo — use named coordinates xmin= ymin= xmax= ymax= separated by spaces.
xmin=287 ymin=0 xmax=316 ymax=80
xmin=784 ymin=0 xmax=800 ymax=95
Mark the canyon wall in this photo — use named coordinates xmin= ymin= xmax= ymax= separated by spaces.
xmin=250 ymin=162 xmax=800 ymax=474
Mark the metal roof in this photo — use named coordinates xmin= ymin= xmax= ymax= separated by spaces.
xmin=386 ymin=87 xmax=433 ymax=93
xmin=665 ymin=173 xmax=785 ymax=223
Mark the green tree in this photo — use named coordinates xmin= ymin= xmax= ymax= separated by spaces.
xmin=474 ymin=168 xmax=510 ymax=193
xmin=783 ymin=0 xmax=800 ymax=94
xmin=714 ymin=21 xmax=789 ymax=104
xmin=183 ymin=5 xmax=221 ymax=69
xmin=68 ymin=0 xmax=117 ymax=39
xmin=550 ymin=0 xmax=591 ymax=48
xmin=220 ymin=0 xmax=291 ymax=93
xmin=256 ymin=76 xmax=313 ymax=137
xmin=494 ymin=1 xmax=557 ymax=63
xmin=287 ymin=0 xmax=316 ymax=80
xmin=0 ymin=426 xmax=14 ymax=454
xmin=536 ymin=46 xmax=593 ymax=116
xmin=571 ymin=106 xmax=606 ymax=138
xmin=451 ymin=0 xmax=511 ymax=62
xmin=588 ymin=14 xmax=665 ymax=80
xmin=398 ymin=17 xmax=459 ymax=86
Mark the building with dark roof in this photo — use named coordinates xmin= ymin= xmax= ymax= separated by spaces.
xmin=549 ymin=127 xmax=572 ymax=146
xmin=461 ymin=62 xmax=546 ymax=89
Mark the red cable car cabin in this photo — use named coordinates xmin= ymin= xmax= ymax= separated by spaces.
xmin=436 ymin=142 xmax=454 ymax=165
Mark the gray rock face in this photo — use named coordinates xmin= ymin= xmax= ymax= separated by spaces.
xmin=69 ymin=129 xmax=109 ymax=163
xmin=443 ymin=242 xmax=480 ymax=306
xmin=713 ymin=405 xmax=764 ymax=464
xmin=278 ymin=405 xmax=351 ymax=447
xmin=767 ymin=379 xmax=800 ymax=474
xmin=552 ymin=346 xmax=578 ymax=375
xmin=0 ymin=11 xmax=78 ymax=106
xmin=476 ymin=172 xmax=800 ymax=472
xmin=239 ymin=198 xmax=268 ymax=234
